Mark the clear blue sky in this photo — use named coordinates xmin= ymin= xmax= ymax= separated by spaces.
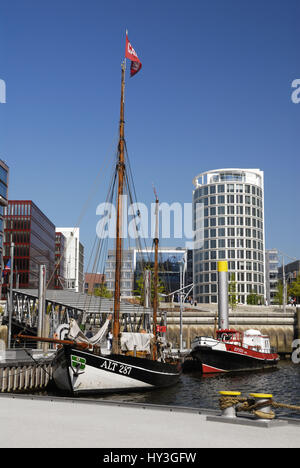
xmin=0 ymin=0 xmax=299 ymax=268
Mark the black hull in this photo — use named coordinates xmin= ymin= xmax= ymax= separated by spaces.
xmin=191 ymin=346 xmax=279 ymax=374
xmin=53 ymin=346 xmax=181 ymax=396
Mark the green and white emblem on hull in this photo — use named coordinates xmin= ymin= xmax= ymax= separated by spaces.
xmin=71 ymin=355 xmax=86 ymax=370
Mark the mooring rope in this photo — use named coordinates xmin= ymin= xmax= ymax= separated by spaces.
xmin=219 ymin=395 xmax=300 ymax=420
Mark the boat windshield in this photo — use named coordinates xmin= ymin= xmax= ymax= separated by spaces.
xmin=217 ymin=330 xmax=242 ymax=344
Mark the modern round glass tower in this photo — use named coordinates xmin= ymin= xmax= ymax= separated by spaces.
xmin=192 ymin=168 xmax=265 ymax=305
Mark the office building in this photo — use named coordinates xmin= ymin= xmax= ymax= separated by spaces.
xmin=56 ymin=227 xmax=84 ymax=293
xmin=3 ymin=200 xmax=56 ymax=295
xmin=265 ymin=249 xmax=279 ymax=305
xmin=105 ymin=247 xmax=189 ymax=300
xmin=192 ymin=168 xmax=265 ymax=304
xmin=278 ymin=260 xmax=300 ymax=287
xmin=84 ymin=273 xmax=106 ymax=294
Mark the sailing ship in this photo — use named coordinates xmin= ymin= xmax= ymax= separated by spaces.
xmin=49 ymin=33 xmax=181 ymax=395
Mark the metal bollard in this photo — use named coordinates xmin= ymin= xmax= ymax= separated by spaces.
xmin=249 ymin=393 xmax=274 ymax=420
xmin=219 ymin=391 xmax=241 ymax=418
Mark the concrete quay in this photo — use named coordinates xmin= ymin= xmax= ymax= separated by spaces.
xmin=164 ymin=304 xmax=300 ymax=354
xmin=0 ymin=394 xmax=300 ymax=448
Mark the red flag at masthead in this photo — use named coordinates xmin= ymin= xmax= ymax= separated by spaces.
xmin=125 ymin=32 xmax=142 ymax=77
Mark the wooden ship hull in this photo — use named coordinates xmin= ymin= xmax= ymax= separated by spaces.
xmin=52 ymin=346 xmax=180 ymax=396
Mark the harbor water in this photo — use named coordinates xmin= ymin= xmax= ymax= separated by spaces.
xmin=47 ymin=359 xmax=300 ymax=420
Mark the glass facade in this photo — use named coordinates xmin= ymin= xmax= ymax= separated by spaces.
xmin=134 ymin=249 xmax=187 ymax=299
xmin=105 ymin=247 xmax=191 ymax=300
xmin=193 ymin=169 xmax=265 ymax=305
xmin=265 ymin=249 xmax=279 ymax=305
xmin=3 ymin=200 xmax=56 ymax=296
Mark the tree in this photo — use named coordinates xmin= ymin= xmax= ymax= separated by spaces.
xmin=228 ymin=273 xmax=238 ymax=309
xmin=289 ymin=274 xmax=300 ymax=303
xmin=274 ymin=281 xmax=284 ymax=305
xmin=134 ymin=268 xmax=165 ymax=306
xmin=247 ymin=289 xmax=263 ymax=305
xmin=94 ymin=284 xmax=113 ymax=298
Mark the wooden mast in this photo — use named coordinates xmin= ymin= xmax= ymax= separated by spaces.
xmin=152 ymin=189 xmax=159 ymax=360
xmin=112 ymin=60 xmax=126 ymax=354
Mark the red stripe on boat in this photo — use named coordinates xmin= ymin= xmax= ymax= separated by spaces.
xmin=202 ymin=363 xmax=227 ymax=374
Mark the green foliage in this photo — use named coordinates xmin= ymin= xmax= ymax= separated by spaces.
xmin=228 ymin=273 xmax=237 ymax=309
xmin=247 ymin=290 xmax=264 ymax=305
xmin=134 ymin=268 xmax=165 ymax=306
xmin=94 ymin=284 xmax=113 ymax=298
xmin=289 ymin=274 xmax=300 ymax=300
xmin=274 ymin=281 xmax=283 ymax=305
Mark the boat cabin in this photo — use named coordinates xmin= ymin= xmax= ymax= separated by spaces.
xmin=217 ymin=328 xmax=272 ymax=353
xmin=242 ymin=329 xmax=271 ymax=353
xmin=216 ymin=329 xmax=242 ymax=346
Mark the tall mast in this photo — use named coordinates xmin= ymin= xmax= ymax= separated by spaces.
xmin=112 ymin=60 xmax=126 ymax=354
xmin=152 ymin=189 xmax=159 ymax=360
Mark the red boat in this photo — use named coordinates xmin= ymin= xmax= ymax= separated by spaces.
xmin=191 ymin=328 xmax=279 ymax=374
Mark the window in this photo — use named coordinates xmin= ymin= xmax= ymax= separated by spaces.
xmin=218 ymin=239 xmax=225 ymax=248
xmin=219 ymin=250 xmax=226 ymax=259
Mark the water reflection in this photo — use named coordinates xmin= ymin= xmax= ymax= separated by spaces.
xmin=89 ymin=360 xmax=300 ymax=419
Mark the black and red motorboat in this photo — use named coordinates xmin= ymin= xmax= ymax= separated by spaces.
xmin=191 ymin=328 xmax=279 ymax=374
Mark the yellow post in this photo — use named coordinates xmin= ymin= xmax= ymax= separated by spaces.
xmin=219 ymin=391 xmax=241 ymax=418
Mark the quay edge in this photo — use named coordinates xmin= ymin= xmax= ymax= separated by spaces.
xmin=0 ymin=393 xmax=300 ymax=448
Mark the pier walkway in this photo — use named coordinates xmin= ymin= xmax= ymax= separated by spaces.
xmin=0 ymin=394 xmax=299 ymax=448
